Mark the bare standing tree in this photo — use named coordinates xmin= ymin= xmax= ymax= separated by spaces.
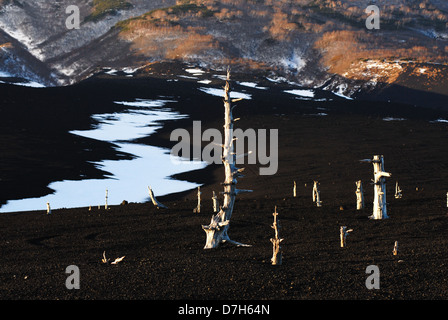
xmin=202 ymin=69 xmax=252 ymax=249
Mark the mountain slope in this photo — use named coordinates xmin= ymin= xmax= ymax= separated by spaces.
xmin=0 ymin=0 xmax=447 ymax=104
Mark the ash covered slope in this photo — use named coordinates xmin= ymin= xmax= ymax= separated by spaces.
xmin=0 ymin=0 xmax=176 ymax=85
xmin=0 ymin=0 xmax=447 ymax=105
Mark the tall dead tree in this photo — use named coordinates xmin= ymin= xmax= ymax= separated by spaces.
xmin=202 ymin=69 xmax=251 ymax=249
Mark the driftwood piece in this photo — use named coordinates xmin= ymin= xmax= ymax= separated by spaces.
xmin=202 ymin=69 xmax=251 ymax=249
xmin=270 ymin=206 xmax=283 ymax=265
xmin=147 ymin=186 xmax=168 ymax=209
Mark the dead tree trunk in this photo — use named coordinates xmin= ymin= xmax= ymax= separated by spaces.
xmin=355 ymin=180 xmax=364 ymax=210
xmin=105 ymin=189 xmax=108 ymax=210
xmin=371 ymin=155 xmax=391 ymax=219
xmin=393 ymin=241 xmax=398 ymax=255
xmin=270 ymin=206 xmax=283 ymax=265
xmin=193 ymin=186 xmax=201 ymax=213
xmin=312 ymin=181 xmax=322 ymax=207
xmin=202 ymin=69 xmax=251 ymax=249
xmin=340 ymin=226 xmax=353 ymax=248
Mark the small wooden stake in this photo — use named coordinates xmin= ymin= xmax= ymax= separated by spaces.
xmin=46 ymin=202 xmax=51 ymax=215
xmin=105 ymin=189 xmax=108 ymax=210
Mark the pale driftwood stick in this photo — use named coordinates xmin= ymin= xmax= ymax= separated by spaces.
xmin=270 ymin=206 xmax=283 ymax=265
xmin=293 ymin=181 xmax=297 ymax=198
xmin=202 ymin=69 xmax=251 ymax=249
xmin=393 ymin=241 xmax=398 ymax=255
xmin=148 ymin=186 xmax=168 ymax=209
xmin=312 ymin=181 xmax=322 ymax=207
xmin=193 ymin=186 xmax=201 ymax=213
xmin=395 ymin=181 xmax=402 ymax=199
xmin=340 ymin=226 xmax=353 ymax=248
xmin=355 ymin=180 xmax=364 ymax=210
xmin=371 ymin=155 xmax=391 ymax=219
xmin=46 ymin=202 xmax=51 ymax=215
xmin=212 ymin=191 xmax=219 ymax=213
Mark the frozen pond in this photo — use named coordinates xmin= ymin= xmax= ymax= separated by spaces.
xmin=0 ymin=99 xmax=206 ymax=213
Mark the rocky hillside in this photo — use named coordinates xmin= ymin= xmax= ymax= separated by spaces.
xmin=0 ymin=0 xmax=447 ymax=103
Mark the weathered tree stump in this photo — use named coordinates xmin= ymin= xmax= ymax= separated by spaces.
xmin=193 ymin=186 xmax=201 ymax=213
xmin=393 ymin=241 xmax=399 ymax=255
xmin=340 ymin=226 xmax=353 ymax=248
xmin=312 ymin=181 xmax=322 ymax=207
xmin=395 ymin=181 xmax=402 ymax=199
xmin=355 ymin=180 xmax=364 ymax=210
xmin=371 ymin=155 xmax=391 ymax=219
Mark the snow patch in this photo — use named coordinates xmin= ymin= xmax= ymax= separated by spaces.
xmin=199 ymin=87 xmax=252 ymax=100
xmin=238 ymin=82 xmax=268 ymax=90
xmin=284 ymin=89 xmax=315 ymax=98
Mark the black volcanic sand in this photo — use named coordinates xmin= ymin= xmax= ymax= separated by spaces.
xmin=1 ymin=62 xmax=448 ymax=303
